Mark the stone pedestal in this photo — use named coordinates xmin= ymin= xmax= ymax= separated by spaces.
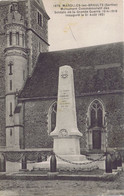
xmin=53 ymin=137 xmax=80 ymax=155
xmin=50 ymin=65 xmax=82 ymax=156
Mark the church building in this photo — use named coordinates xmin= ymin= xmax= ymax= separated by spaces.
xmin=0 ymin=0 xmax=124 ymax=154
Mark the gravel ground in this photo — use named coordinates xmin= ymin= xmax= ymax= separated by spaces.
xmin=0 ymin=171 xmax=124 ymax=196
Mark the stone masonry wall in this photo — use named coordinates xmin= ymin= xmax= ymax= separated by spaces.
xmin=0 ymin=99 xmax=6 ymax=146
xmin=30 ymin=1 xmax=48 ymax=43
xmin=24 ymin=93 xmax=124 ymax=150
xmin=30 ymin=1 xmax=49 ymax=68
xmin=26 ymin=0 xmax=49 ymax=71
xmin=0 ymin=4 xmax=9 ymax=146
xmin=0 ymin=4 xmax=8 ymax=96
xmin=76 ymin=93 xmax=124 ymax=150
xmin=32 ymin=33 xmax=48 ymax=68
xmin=24 ymin=100 xmax=54 ymax=148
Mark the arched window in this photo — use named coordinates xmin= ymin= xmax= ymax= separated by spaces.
xmin=90 ymin=100 xmax=103 ymax=128
xmin=48 ymin=102 xmax=57 ymax=134
xmin=38 ymin=12 xmax=43 ymax=27
xmin=16 ymin=32 xmax=19 ymax=45
xmin=10 ymin=5 xmax=13 ymax=13
xmin=8 ymin=61 xmax=13 ymax=75
xmin=9 ymin=32 xmax=12 ymax=45
xmin=22 ymin=34 xmax=25 ymax=47
xmin=10 ymin=80 xmax=12 ymax=91
xmin=10 ymin=102 xmax=13 ymax=117
xmin=86 ymin=99 xmax=106 ymax=151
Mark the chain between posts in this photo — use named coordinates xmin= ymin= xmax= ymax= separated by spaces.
xmin=4 ymin=152 xmax=106 ymax=165
xmin=54 ymin=153 xmax=105 ymax=165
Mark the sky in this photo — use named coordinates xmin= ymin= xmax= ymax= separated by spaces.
xmin=0 ymin=0 xmax=123 ymax=51
xmin=43 ymin=0 xmax=123 ymax=51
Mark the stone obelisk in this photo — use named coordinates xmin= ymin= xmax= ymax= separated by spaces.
xmin=33 ymin=65 xmax=98 ymax=170
xmin=51 ymin=65 xmax=82 ymax=156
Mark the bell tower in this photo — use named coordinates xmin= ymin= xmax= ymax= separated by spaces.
xmin=4 ymin=1 xmax=28 ymax=149
xmin=0 ymin=0 xmax=50 ymax=150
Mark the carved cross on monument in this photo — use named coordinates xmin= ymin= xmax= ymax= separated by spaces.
xmin=51 ymin=65 xmax=82 ymax=156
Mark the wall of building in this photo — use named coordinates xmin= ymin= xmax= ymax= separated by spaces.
xmin=30 ymin=1 xmax=48 ymax=42
xmin=0 ymin=99 xmax=6 ymax=146
xmin=0 ymin=3 xmax=8 ymax=96
xmin=0 ymin=0 xmax=49 ymax=148
xmin=76 ymin=93 xmax=124 ymax=150
xmin=26 ymin=0 xmax=49 ymax=72
xmin=23 ymin=92 xmax=124 ymax=150
xmin=31 ymin=33 xmax=48 ymax=68
xmin=0 ymin=4 xmax=9 ymax=146
xmin=24 ymin=100 xmax=53 ymax=148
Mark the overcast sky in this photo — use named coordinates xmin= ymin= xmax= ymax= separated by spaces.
xmin=43 ymin=0 xmax=123 ymax=51
xmin=0 ymin=0 xmax=123 ymax=51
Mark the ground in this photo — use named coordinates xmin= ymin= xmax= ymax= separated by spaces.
xmin=0 ymin=171 xmax=124 ymax=196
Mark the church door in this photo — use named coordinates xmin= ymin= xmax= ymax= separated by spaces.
xmin=88 ymin=100 xmax=104 ymax=150
xmin=93 ymin=129 xmax=101 ymax=149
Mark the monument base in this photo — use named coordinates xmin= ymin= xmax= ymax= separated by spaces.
xmin=33 ymin=154 xmax=99 ymax=172
xmin=53 ymin=137 xmax=81 ymax=155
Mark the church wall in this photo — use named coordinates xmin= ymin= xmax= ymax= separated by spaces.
xmin=26 ymin=0 xmax=49 ymax=71
xmin=23 ymin=92 xmax=124 ymax=150
xmin=76 ymin=93 xmax=124 ymax=150
xmin=0 ymin=4 xmax=8 ymax=146
xmin=0 ymin=4 xmax=9 ymax=34
xmin=0 ymin=52 xmax=5 ymax=96
xmin=0 ymin=27 xmax=7 ymax=97
xmin=18 ymin=1 xmax=27 ymax=18
xmin=31 ymin=33 xmax=49 ymax=68
xmin=0 ymin=0 xmax=50 ymax=149
xmin=24 ymin=100 xmax=53 ymax=149
xmin=30 ymin=0 xmax=48 ymax=43
xmin=0 ymin=99 xmax=6 ymax=146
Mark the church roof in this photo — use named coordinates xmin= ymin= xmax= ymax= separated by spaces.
xmin=19 ymin=42 xmax=124 ymax=99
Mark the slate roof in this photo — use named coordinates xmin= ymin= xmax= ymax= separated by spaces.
xmin=19 ymin=42 xmax=124 ymax=99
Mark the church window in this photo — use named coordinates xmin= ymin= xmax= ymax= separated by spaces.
xmin=23 ymin=70 xmax=25 ymax=80
xmin=10 ymin=102 xmax=13 ymax=116
xmin=10 ymin=5 xmax=13 ymax=13
xmin=9 ymin=32 xmax=12 ymax=45
xmin=16 ymin=32 xmax=19 ymax=45
xmin=48 ymin=102 xmax=57 ymax=134
xmin=90 ymin=100 xmax=103 ymax=128
xmin=22 ymin=34 xmax=25 ymax=47
xmin=38 ymin=12 xmax=43 ymax=27
xmin=8 ymin=62 xmax=13 ymax=75
xmin=10 ymin=80 xmax=12 ymax=91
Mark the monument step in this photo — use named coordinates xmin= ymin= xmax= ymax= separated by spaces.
xmin=33 ymin=160 xmax=99 ymax=172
